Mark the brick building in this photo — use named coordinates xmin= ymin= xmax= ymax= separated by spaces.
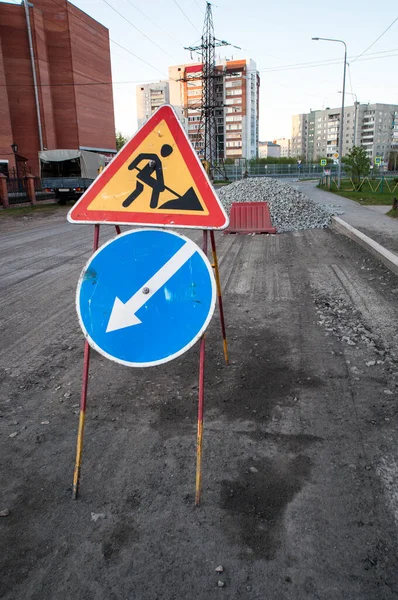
xmin=0 ymin=0 xmax=116 ymax=177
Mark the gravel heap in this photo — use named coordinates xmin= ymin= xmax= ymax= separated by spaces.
xmin=217 ymin=178 xmax=336 ymax=233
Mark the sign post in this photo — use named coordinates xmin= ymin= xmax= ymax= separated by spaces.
xmin=69 ymin=105 xmax=230 ymax=504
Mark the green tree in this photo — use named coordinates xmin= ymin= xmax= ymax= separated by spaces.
xmin=343 ymin=146 xmax=370 ymax=184
xmin=116 ymin=131 xmax=128 ymax=151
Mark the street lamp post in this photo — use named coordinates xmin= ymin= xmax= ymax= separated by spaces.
xmin=312 ymin=37 xmax=347 ymax=189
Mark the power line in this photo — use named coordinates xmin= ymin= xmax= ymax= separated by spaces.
xmin=192 ymin=0 xmax=205 ymax=13
xmin=4 ymin=25 xmax=396 ymax=89
xmin=3 ymin=48 xmax=397 ymax=90
xmin=100 ymin=0 xmax=177 ymax=61
xmin=174 ymin=47 xmax=398 ymax=80
xmin=258 ymin=48 xmax=398 ymax=73
xmin=171 ymin=48 xmax=398 ymax=82
xmin=47 ymin=0 xmax=167 ymax=77
xmin=347 ymin=63 xmax=355 ymax=99
xmin=123 ymin=0 xmax=184 ymax=47
xmin=110 ymin=40 xmax=166 ymax=76
xmin=351 ymin=16 xmax=398 ymax=63
xmin=172 ymin=0 xmax=201 ymax=33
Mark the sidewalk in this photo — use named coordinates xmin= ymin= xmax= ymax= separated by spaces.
xmin=295 ymin=181 xmax=398 ymax=256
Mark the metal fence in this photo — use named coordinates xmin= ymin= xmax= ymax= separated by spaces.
xmin=319 ymin=175 xmax=398 ymax=195
xmin=215 ymin=163 xmax=340 ymax=181
xmin=6 ymin=176 xmax=54 ymax=204
xmin=215 ymin=163 xmax=398 ymax=182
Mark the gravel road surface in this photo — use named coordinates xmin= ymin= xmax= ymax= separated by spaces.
xmin=1 ymin=210 xmax=398 ymax=599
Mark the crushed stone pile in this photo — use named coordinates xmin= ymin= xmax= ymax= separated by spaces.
xmin=216 ymin=178 xmax=338 ymax=233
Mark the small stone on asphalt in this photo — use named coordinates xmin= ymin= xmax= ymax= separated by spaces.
xmin=91 ymin=512 xmax=106 ymax=522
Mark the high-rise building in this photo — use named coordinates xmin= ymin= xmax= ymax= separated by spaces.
xmin=0 ymin=0 xmax=116 ymax=177
xmin=291 ymin=114 xmax=307 ymax=159
xmin=136 ymin=82 xmax=170 ymax=129
xmin=168 ymin=58 xmax=260 ymax=161
xmin=291 ymin=103 xmax=398 ymax=163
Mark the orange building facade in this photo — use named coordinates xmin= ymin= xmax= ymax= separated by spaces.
xmin=0 ymin=0 xmax=116 ymax=177
xmin=169 ymin=58 xmax=260 ymax=160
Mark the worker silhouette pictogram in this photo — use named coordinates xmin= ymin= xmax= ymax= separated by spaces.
xmin=123 ymin=143 xmax=203 ymax=212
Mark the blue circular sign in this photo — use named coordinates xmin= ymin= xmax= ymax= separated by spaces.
xmin=77 ymin=229 xmax=216 ymax=367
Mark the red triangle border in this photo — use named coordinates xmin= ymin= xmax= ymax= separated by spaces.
xmin=67 ymin=105 xmax=229 ymax=230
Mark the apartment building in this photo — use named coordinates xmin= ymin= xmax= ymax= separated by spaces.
xmin=291 ymin=103 xmax=398 ymax=163
xmin=168 ymin=58 xmax=260 ymax=161
xmin=258 ymin=141 xmax=280 ymax=158
xmin=136 ymin=82 xmax=170 ymax=129
xmin=291 ymin=114 xmax=307 ymax=158
xmin=274 ymin=137 xmax=291 ymax=157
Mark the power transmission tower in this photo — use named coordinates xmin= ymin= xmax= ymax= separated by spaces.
xmin=184 ymin=2 xmax=240 ymax=180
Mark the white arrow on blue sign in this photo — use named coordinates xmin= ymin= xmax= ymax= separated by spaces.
xmin=77 ymin=229 xmax=216 ymax=367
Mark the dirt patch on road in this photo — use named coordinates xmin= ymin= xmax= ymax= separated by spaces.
xmin=221 ymin=454 xmax=312 ymax=560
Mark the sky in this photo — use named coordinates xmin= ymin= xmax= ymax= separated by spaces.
xmin=4 ymin=0 xmax=398 ymax=141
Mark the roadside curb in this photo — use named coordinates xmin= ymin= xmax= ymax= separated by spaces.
xmin=332 ymin=216 xmax=398 ymax=276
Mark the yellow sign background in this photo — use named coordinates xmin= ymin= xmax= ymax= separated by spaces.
xmin=87 ymin=119 xmax=209 ymax=216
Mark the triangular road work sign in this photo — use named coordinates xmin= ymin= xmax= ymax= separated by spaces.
xmin=68 ymin=105 xmax=229 ymax=229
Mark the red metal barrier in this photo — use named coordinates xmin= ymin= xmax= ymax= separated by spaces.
xmin=223 ymin=202 xmax=276 ymax=234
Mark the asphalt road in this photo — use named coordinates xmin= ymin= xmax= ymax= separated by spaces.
xmin=1 ymin=208 xmax=398 ymax=599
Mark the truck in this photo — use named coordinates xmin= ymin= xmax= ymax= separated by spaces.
xmin=39 ymin=149 xmax=107 ymax=205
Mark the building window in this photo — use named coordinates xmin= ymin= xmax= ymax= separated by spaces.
xmin=226 ymin=148 xmax=242 ymax=155
xmin=225 ymin=98 xmax=242 ymax=105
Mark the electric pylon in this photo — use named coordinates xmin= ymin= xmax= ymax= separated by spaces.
xmin=184 ymin=2 xmax=240 ymax=179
